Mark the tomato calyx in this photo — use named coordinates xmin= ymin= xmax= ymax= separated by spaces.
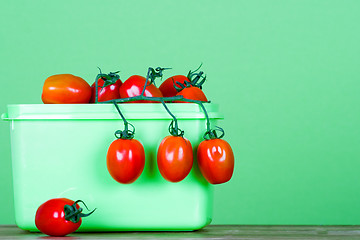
xmin=168 ymin=120 xmax=184 ymax=137
xmin=203 ymin=126 xmax=225 ymax=140
xmin=173 ymin=64 xmax=207 ymax=92
xmin=114 ymin=125 xmax=135 ymax=140
xmin=160 ymin=100 xmax=185 ymax=137
xmin=64 ymin=200 xmax=96 ymax=224
xmin=95 ymin=68 xmax=121 ymax=88
xmin=93 ymin=68 xmax=121 ymax=103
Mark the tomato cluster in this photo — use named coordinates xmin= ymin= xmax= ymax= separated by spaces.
xmin=41 ymin=66 xmax=208 ymax=104
xmin=106 ymin=123 xmax=234 ymax=184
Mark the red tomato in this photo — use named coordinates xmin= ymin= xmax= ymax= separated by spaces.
xmin=107 ymin=138 xmax=145 ymax=184
xmin=175 ymin=86 xmax=208 ymax=102
xmin=197 ymin=139 xmax=234 ymax=184
xmin=119 ymin=75 xmax=163 ymax=103
xmin=159 ymin=75 xmax=189 ymax=97
xmin=35 ymin=198 xmax=81 ymax=237
xmin=42 ymin=74 xmax=91 ymax=104
xmin=90 ymin=78 xmax=122 ymax=103
xmin=157 ymin=136 xmax=193 ymax=182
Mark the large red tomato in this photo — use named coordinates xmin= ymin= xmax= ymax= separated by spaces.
xmin=90 ymin=76 xmax=122 ymax=103
xmin=119 ymin=75 xmax=163 ymax=103
xmin=107 ymin=138 xmax=145 ymax=184
xmin=197 ymin=138 xmax=234 ymax=184
xmin=157 ymin=136 xmax=193 ymax=182
xmin=159 ymin=75 xmax=189 ymax=97
xmin=42 ymin=74 xmax=91 ymax=104
xmin=35 ymin=198 xmax=81 ymax=237
xmin=176 ymin=86 xmax=208 ymax=102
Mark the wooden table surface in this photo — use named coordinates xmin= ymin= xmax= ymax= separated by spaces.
xmin=1 ymin=225 xmax=360 ymax=239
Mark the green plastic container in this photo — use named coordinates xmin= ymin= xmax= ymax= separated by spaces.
xmin=2 ymin=103 xmax=223 ymax=231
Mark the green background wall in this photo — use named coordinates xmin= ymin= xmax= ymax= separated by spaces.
xmin=1 ymin=0 xmax=360 ymax=225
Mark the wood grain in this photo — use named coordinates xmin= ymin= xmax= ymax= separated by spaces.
xmin=1 ymin=225 xmax=360 ymax=239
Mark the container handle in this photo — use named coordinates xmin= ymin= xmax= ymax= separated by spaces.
xmin=1 ymin=113 xmax=9 ymax=121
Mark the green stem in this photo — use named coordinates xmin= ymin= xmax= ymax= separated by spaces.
xmin=140 ymin=68 xmax=152 ymax=96
xmin=107 ymin=96 xmax=214 ymax=139
xmin=112 ymin=100 xmax=135 ymax=139
xmin=102 ymin=96 xmax=211 ymax=136
xmin=113 ymin=101 xmax=129 ymax=130
xmin=160 ymin=101 xmax=177 ymax=127
xmin=160 ymin=100 xmax=184 ymax=137
xmin=99 ymin=95 xmax=208 ymax=104
xmin=141 ymin=67 xmax=171 ymax=95
xmin=94 ymin=65 xmax=223 ymax=139
xmin=197 ymin=101 xmax=211 ymax=133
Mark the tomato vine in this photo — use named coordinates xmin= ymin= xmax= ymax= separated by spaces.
xmin=98 ymin=66 xmax=233 ymax=185
xmin=112 ymin=101 xmax=135 ymax=140
xmin=95 ymin=66 xmax=225 ymax=140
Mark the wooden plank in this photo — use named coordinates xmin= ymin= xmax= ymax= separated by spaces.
xmin=1 ymin=225 xmax=360 ymax=239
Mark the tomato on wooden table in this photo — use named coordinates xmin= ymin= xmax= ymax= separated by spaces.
xmin=107 ymin=138 xmax=145 ymax=184
xmin=197 ymin=138 xmax=234 ymax=184
xmin=35 ymin=198 xmax=94 ymax=237
xmin=157 ymin=136 xmax=193 ymax=182
xmin=41 ymin=74 xmax=91 ymax=104
xmin=119 ymin=75 xmax=163 ymax=103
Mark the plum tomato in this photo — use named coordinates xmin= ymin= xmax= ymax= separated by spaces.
xmin=197 ymin=138 xmax=234 ymax=184
xmin=157 ymin=136 xmax=193 ymax=182
xmin=41 ymin=74 xmax=91 ymax=104
xmin=107 ymin=138 xmax=145 ymax=184
xmin=90 ymin=74 xmax=122 ymax=103
xmin=119 ymin=75 xmax=163 ymax=103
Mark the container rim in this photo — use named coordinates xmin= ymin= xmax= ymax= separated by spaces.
xmin=2 ymin=103 xmax=224 ymax=120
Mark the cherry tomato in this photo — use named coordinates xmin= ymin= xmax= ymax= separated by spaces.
xmin=35 ymin=198 xmax=81 ymax=237
xmin=157 ymin=136 xmax=193 ymax=182
xmin=159 ymin=75 xmax=189 ymax=97
xmin=90 ymin=78 xmax=122 ymax=103
xmin=197 ymin=139 xmax=234 ymax=184
xmin=42 ymin=74 xmax=91 ymax=104
xmin=176 ymin=86 xmax=208 ymax=102
xmin=119 ymin=75 xmax=163 ymax=103
xmin=107 ymin=138 xmax=145 ymax=184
